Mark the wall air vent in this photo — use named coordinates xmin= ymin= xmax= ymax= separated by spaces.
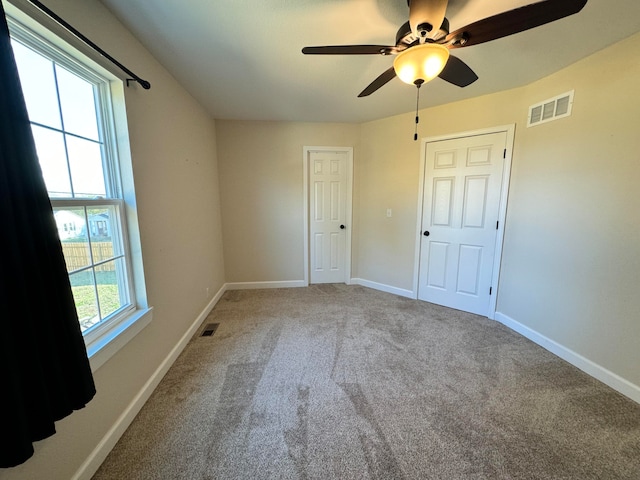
xmin=527 ymin=90 xmax=574 ymax=127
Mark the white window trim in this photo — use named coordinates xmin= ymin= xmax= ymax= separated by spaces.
xmin=6 ymin=2 xmax=152 ymax=372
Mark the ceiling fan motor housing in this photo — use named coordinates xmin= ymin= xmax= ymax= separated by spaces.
xmin=418 ymin=22 xmax=432 ymax=37
xmin=396 ymin=18 xmax=449 ymax=47
xmin=409 ymin=0 xmax=448 ymax=40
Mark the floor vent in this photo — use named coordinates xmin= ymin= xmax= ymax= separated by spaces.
xmin=200 ymin=323 xmax=219 ymax=337
xmin=527 ymin=90 xmax=574 ymax=127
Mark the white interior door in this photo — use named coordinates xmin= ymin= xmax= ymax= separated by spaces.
xmin=418 ymin=131 xmax=508 ymax=316
xmin=309 ymin=150 xmax=349 ymax=284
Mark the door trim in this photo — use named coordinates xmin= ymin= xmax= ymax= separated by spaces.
xmin=412 ymin=125 xmax=515 ymax=319
xmin=303 ymin=146 xmax=354 ymax=286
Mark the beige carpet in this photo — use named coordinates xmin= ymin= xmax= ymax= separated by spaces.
xmin=93 ymin=285 xmax=640 ymax=479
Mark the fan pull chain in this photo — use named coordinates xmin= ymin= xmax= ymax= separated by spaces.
xmin=414 ymin=81 xmax=423 ymax=141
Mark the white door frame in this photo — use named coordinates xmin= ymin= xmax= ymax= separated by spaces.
xmin=303 ymin=146 xmax=354 ymax=286
xmin=412 ymin=125 xmax=515 ymax=319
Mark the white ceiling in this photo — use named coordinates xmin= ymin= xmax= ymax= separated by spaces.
xmin=98 ymin=0 xmax=640 ymax=123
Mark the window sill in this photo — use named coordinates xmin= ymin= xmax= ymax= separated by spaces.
xmin=85 ymin=307 xmax=153 ymax=372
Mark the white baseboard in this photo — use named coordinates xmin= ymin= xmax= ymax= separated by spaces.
xmin=225 ymin=280 xmax=306 ymax=290
xmin=72 ymin=284 xmax=228 ymax=480
xmin=351 ymin=278 xmax=415 ymax=299
xmin=495 ymin=312 xmax=640 ymax=405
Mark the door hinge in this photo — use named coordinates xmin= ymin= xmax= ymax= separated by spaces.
xmin=496 ymin=221 xmax=499 ymax=230
xmin=503 ymin=149 xmax=506 ymax=159
xmin=489 ymin=287 xmax=493 ymax=295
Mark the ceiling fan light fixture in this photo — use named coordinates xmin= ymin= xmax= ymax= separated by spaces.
xmin=393 ymin=43 xmax=450 ymax=85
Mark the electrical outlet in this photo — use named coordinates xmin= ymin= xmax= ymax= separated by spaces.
xmin=386 ymin=208 xmax=392 ymax=218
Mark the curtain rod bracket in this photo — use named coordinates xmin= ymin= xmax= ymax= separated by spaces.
xmin=126 ymin=78 xmax=151 ymax=90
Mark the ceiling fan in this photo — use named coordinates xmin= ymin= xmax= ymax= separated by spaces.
xmin=302 ymin=0 xmax=588 ymax=97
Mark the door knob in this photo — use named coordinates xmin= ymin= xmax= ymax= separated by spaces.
xmin=340 ymin=225 xmax=345 ymax=230
xmin=423 ymin=231 xmax=430 ymax=236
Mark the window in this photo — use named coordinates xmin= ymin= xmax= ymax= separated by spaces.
xmin=7 ymin=7 xmax=151 ymax=370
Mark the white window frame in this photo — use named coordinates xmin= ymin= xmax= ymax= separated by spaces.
xmin=6 ymin=3 xmax=152 ymax=372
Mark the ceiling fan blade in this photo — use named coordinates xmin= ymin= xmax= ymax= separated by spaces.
xmin=409 ymin=0 xmax=449 ymax=40
xmin=438 ymin=55 xmax=478 ymax=87
xmin=302 ymin=45 xmax=393 ymax=55
xmin=358 ymin=67 xmax=397 ymax=97
xmin=445 ymin=0 xmax=588 ymax=48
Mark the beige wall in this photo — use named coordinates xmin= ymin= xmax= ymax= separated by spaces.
xmin=357 ymin=33 xmax=640 ymax=388
xmin=498 ymin=33 xmax=640 ymax=386
xmin=1 ymin=0 xmax=225 ymax=479
xmin=216 ymin=120 xmax=360 ymax=283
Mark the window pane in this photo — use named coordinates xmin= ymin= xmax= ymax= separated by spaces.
xmin=55 ymin=207 xmax=91 ymax=272
xmin=88 ymin=206 xmax=117 ymax=260
xmin=31 ymin=125 xmax=71 ymax=197
xmin=56 ymin=65 xmax=100 ymax=141
xmin=97 ymin=259 xmax=126 ymax=320
xmin=11 ymin=39 xmax=61 ymax=129
xmin=70 ymin=269 xmax=99 ymax=332
xmin=66 ymin=135 xmax=106 ymax=198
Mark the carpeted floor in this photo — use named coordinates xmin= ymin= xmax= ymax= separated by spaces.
xmin=92 ymin=285 xmax=640 ymax=479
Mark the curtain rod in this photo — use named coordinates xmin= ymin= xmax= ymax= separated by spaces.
xmin=26 ymin=0 xmax=150 ymax=89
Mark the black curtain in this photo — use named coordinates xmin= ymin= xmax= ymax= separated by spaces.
xmin=0 ymin=3 xmax=96 ymax=468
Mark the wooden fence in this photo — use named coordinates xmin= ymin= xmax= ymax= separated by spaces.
xmin=61 ymin=242 xmax=115 ymax=271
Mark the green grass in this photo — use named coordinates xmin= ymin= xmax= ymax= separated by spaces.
xmin=72 ymin=284 xmax=121 ymax=329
